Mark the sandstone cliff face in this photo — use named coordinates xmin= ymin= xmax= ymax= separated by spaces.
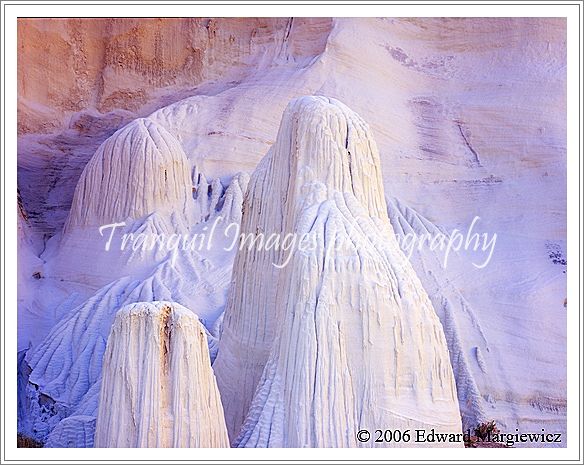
xmin=18 ymin=18 xmax=565 ymax=243
xmin=18 ymin=18 xmax=332 ymax=133
xmin=17 ymin=17 xmax=333 ymax=237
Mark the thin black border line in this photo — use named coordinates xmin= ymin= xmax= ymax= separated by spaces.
xmin=4 ymin=2 xmax=584 ymax=5
xmin=3 ymin=0 xmax=582 ymax=2
xmin=2 ymin=1 xmax=582 ymax=463
xmin=5 ymin=3 xmax=584 ymax=9
xmin=1 ymin=0 xmax=581 ymax=1
xmin=4 ymin=0 xmax=579 ymax=5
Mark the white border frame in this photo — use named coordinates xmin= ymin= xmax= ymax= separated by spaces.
xmin=1 ymin=1 xmax=582 ymax=463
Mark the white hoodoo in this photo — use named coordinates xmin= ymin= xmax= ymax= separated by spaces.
xmin=95 ymin=301 xmax=229 ymax=448
xmin=214 ymin=96 xmax=463 ymax=446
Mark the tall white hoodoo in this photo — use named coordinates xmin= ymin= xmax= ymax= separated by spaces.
xmin=95 ymin=301 xmax=229 ymax=448
xmin=214 ymin=96 xmax=463 ymax=446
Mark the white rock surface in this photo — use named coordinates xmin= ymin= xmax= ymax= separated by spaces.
xmin=386 ymin=197 xmax=488 ymax=431
xmin=386 ymin=196 xmax=567 ymax=444
xmin=23 ymin=250 xmax=229 ymax=443
xmin=216 ymin=96 xmax=462 ymax=446
xmin=21 ymin=106 xmax=247 ymax=444
xmin=45 ymin=415 xmax=96 ymax=448
xmin=94 ymin=301 xmax=229 ymax=448
xmin=43 ymin=114 xmax=250 ymax=290
xmin=44 ymin=117 xmax=194 ymax=288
